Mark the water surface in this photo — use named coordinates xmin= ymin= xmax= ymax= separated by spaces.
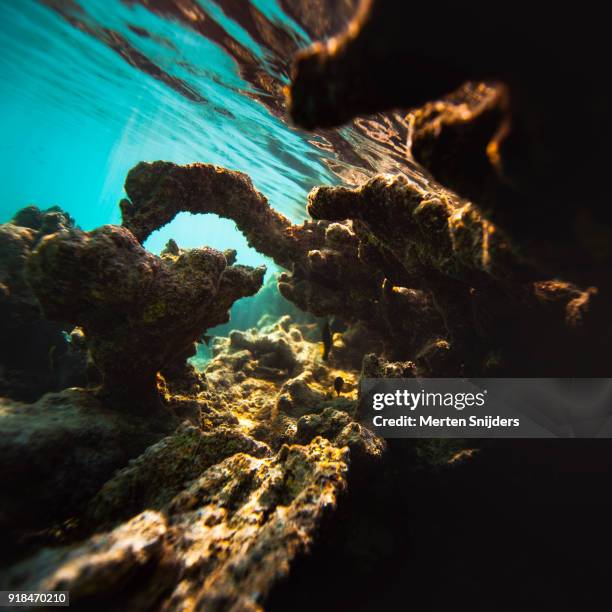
xmin=0 ymin=0 xmax=423 ymax=342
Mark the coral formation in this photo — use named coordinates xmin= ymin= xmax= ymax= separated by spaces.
xmin=26 ymin=225 xmax=265 ymax=407
xmin=121 ymin=162 xmax=368 ymax=316
xmin=120 ymin=161 xmax=446 ymax=366
xmin=204 ymin=314 xmax=364 ymax=444
xmin=118 ymin=152 xmax=605 ymax=378
xmin=1 ymin=313 xmax=385 ymax=609
xmin=283 ymin=0 xmax=610 ymax=378
xmin=308 ymin=173 xmax=607 ymax=376
xmin=85 ymin=423 xmax=270 ymax=527
xmin=6 ymin=439 xmax=349 ymax=610
xmin=0 ymin=200 xmax=386 ymax=607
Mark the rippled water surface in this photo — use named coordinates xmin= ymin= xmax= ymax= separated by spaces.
xmin=0 ymin=0 xmax=423 ymax=272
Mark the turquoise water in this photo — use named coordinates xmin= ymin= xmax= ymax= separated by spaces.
xmin=0 ymin=0 xmax=420 ymax=348
xmin=0 ymin=0 xmax=349 ymax=269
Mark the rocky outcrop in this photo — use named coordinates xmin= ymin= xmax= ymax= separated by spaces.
xmin=85 ymin=423 xmax=270 ymax=528
xmin=5 ymin=438 xmax=352 ymax=610
xmin=120 ymin=156 xmax=605 ymax=377
xmin=205 ymin=314 xmax=362 ymax=445
xmin=0 ymin=308 xmax=386 ymax=609
xmin=120 ymin=162 xmax=448 ymax=364
xmin=289 ymin=0 xmax=612 ymax=288
xmin=0 ymin=389 xmax=175 ymax=548
xmin=309 ymin=174 xmax=605 ymax=376
xmin=280 ymin=0 xmax=612 ymax=377
xmin=0 ymin=206 xmax=86 ymax=401
xmin=121 ymin=163 xmax=368 ymax=316
xmin=26 ymin=225 xmax=265 ymax=408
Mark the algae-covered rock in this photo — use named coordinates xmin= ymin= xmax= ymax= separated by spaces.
xmin=86 ymin=423 xmax=271 ymax=527
xmin=204 ymin=314 xmax=362 ymax=445
xmin=4 ymin=511 xmax=177 ymax=610
xmin=121 ymin=161 xmax=381 ymax=328
xmin=0 ymin=207 xmax=85 ymax=401
xmin=26 ymin=225 xmax=265 ymax=408
xmin=289 ymin=0 xmax=612 ymax=287
xmin=120 ymin=161 xmax=448 ymax=366
xmin=0 ymin=389 xmax=175 ymax=542
xmin=10 ymin=205 xmax=74 ymax=236
xmin=4 ymin=437 xmax=359 ymax=611
xmin=308 ymin=172 xmax=605 ymax=376
xmin=1 ymin=306 xmax=387 ymax=609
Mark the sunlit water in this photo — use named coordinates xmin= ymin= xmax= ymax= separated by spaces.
xmin=0 ymin=0 xmax=424 ymax=353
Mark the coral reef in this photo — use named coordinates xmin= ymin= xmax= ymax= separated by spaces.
xmin=204 ymin=314 xmax=364 ymax=443
xmin=118 ymin=152 xmax=605 ymax=378
xmin=308 ymin=173 xmax=607 ymax=376
xmin=85 ymin=423 xmax=270 ymax=527
xmin=0 ymin=206 xmax=87 ymax=401
xmin=1 ymin=313 xmax=385 ymax=610
xmin=120 ymin=161 xmax=446 ymax=365
xmin=284 ymin=0 xmax=612 ymax=378
xmin=26 ymin=225 xmax=265 ymax=407
xmin=0 ymin=186 xmax=388 ymax=609
xmin=121 ymin=162 xmax=367 ymax=317
xmin=3 ymin=2 xmax=612 ymax=608
xmin=6 ymin=439 xmax=349 ymax=610
xmin=4 ymin=93 xmax=607 ymax=611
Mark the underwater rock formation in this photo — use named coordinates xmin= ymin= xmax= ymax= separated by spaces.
xmin=121 ymin=161 xmax=447 ymax=364
xmin=289 ymin=0 xmax=612 ymax=287
xmin=121 ymin=158 xmax=606 ymax=376
xmin=85 ymin=423 xmax=270 ymax=528
xmin=0 ymin=388 xmax=175 ymax=549
xmin=121 ymin=162 xmax=367 ymax=314
xmin=281 ymin=0 xmax=612 ymax=377
xmin=2 ymin=313 xmax=385 ymax=609
xmin=26 ymin=225 xmax=265 ymax=407
xmin=6 ymin=438 xmax=350 ymax=610
xmin=0 ymin=206 xmax=87 ymax=401
xmin=309 ymin=174 xmax=606 ymax=376
xmin=205 ymin=314 xmax=362 ymax=443
xmin=3 ymin=2 xmax=612 ymax=608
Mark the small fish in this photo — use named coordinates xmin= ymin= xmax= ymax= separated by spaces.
xmin=381 ymin=277 xmax=393 ymax=297
xmin=382 ymin=277 xmax=404 ymax=297
xmin=201 ymin=334 xmax=212 ymax=346
xmin=333 ymin=376 xmax=344 ymax=397
xmin=321 ymin=320 xmax=332 ymax=361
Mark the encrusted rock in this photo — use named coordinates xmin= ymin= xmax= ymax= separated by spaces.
xmin=0 ymin=389 xmax=175 ymax=542
xmin=308 ymin=173 xmax=520 ymax=284
xmin=296 ymin=407 xmax=385 ymax=466
xmin=289 ymin=0 xmax=612 ymax=285
xmin=5 ymin=511 xmax=177 ymax=609
xmin=121 ymin=162 xmax=379 ymax=326
xmin=0 ymin=206 xmax=85 ymax=401
xmin=308 ymin=173 xmax=605 ymax=376
xmin=26 ymin=225 xmax=265 ymax=407
xmin=5 ymin=437 xmax=356 ymax=611
xmin=120 ymin=161 xmax=447 ymax=364
xmin=86 ymin=423 xmax=271 ymax=527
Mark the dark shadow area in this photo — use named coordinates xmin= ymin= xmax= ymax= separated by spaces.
xmin=268 ymin=439 xmax=612 ymax=611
